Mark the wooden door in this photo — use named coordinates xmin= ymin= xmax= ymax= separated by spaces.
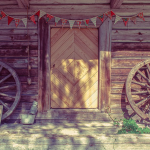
xmin=50 ymin=28 xmax=98 ymax=108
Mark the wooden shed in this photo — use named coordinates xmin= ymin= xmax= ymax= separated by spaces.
xmin=0 ymin=0 xmax=150 ymax=124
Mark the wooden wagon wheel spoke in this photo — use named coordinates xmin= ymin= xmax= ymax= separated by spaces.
xmin=126 ymin=59 xmax=150 ymax=121
xmin=135 ymin=95 xmax=150 ymax=107
xmin=0 ymin=61 xmax=21 ymax=121
xmin=0 ymin=100 xmax=10 ymax=110
xmin=0 ymin=92 xmax=16 ymax=99
xmin=0 ymin=85 xmax=16 ymax=90
xmin=137 ymin=70 xmax=150 ymax=83
xmin=0 ymin=74 xmax=12 ymax=84
xmin=132 ymin=80 xmax=150 ymax=88
xmin=146 ymin=64 xmax=150 ymax=79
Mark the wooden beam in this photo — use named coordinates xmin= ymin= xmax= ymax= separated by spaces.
xmin=99 ymin=18 xmax=112 ymax=112
xmin=16 ymin=0 xmax=29 ymax=8
xmin=38 ymin=17 xmax=50 ymax=112
xmin=111 ymin=0 xmax=124 ymax=8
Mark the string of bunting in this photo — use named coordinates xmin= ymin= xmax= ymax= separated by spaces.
xmin=0 ymin=10 xmax=145 ymax=28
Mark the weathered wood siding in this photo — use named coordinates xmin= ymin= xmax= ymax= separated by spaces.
xmin=0 ymin=0 xmax=150 ymax=121
xmin=0 ymin=13 xmax=38 ymax=119
xmin=111 ymin=16 xmax=150 ymax=121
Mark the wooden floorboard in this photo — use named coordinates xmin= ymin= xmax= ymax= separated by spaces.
xmin=0 ymin=121 xmax=150 ymax=150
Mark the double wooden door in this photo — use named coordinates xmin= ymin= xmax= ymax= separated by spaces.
xmin=50 ymin=28 xmax=98 ymax=108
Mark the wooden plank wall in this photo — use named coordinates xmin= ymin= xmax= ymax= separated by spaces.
xmin=0 ymin=11 xmax=38 ymax=120
xmin=111 ymin=15 xmax=150 ymax=121
xmin=0 ymin=0 xmax=150 ymax=122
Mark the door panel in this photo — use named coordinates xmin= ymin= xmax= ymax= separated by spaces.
xmin=51 ymin=28 xmax=98 ymax=108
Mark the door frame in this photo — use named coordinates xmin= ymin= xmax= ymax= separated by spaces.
xmin=38 ymin=17 xmax=112 ymax=119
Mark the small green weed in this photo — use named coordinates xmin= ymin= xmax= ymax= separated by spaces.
xmin=106 ymin=107 xmax=150 ymax=134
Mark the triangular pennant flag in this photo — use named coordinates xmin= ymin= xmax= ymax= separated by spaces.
xmin=76 ymin=20 xmax=82 ymax=29
xmin=111 ymin=11 xmax=116 ymax=16
xmin=105 ymin=11 xmax=115 ymax=19
xmin=22 ymin=18 xmax=27 ymax=27
xmin=105 ymin=11 xmax=112 ymax=19
xmin=130 ymin=16 xmax=137 ymax=24
xmin=114 ymin=15 xmax=122 ymax=24
xmin=98 ymin=14 xmax=104 ymax=22
xmin=0 ymin=11 xmax=6 ymax=20
xmin=61 ymin=19 xmax=67 ymax=27
xmin=55 ymin=17 xmax=60 ymax=26
xmin=46 ymin=14 xmax=54 ymax=22
xmin=30 ymin=15 xmax=36 ymax=24
xmin=35 ymin=10 xmax=40 ymax=17
xmin=84 ymin=19 xmax=89 ymax=27
xmin=68 ymin=20 xmax=75 ymax=29
xmin=91 ymin=17 xmax=97 ymax=26
xmin=15 ymin=18 xmax=20 ymax=27
xmin=138 ymin=12 xmax=145 ymax=21
xmin=39 ymin=10 xmax=46 ymax=19
xmin=122 ymin=18 xmax=129 ymax=26
xmin=8 ymin=16 xmax=14 ymax=25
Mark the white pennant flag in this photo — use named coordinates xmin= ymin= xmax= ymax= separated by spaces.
xmin=39 ymin=10 xmax=46 ymax=19
xmin=91 ymin=17 xmax=97 ymax=26
xmin=22 ymin=18 xmax=27 ymax=27
xmin=69 ymin=20 xmax=75 ymax=29
xmin=115 ymin=15 xmax=122 ymax=24
xmin=55 ymin=17 xmax=60 ymax=26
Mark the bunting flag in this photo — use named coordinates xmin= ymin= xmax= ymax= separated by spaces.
xmin=30 ymin=15 xmax=36 ymax=24
xmin=68 ymin=20 xmax=75 ymax=29
xmin=39 ymin=10 xmax=46 ymax=19
xmin=15 ymin=18 xmax=20 ymax=27
xmin=46 ymin=14 xmax=54 ymax=22
xmin=105 ymin=11 xmax=115 ymax=19
xmin=84 ymin=19 xmax=89 ymax=27
xmin=35 ymin=10 xmax=40 ymax=17
xmin=114 ymin=15 xmax=122 ymax=24
xmin=8 ymin=16 xmax=14 ymax=25
xmin=138 ymin=12 xmax=145 ymax=21
xmin=122 ymin=18 xmax=129 ymax=26
xmin=55 ymin=17 xmax=60 ymax=26
xmin=0 ymin=11 xmax=6 ymax=20
xmin=22 ymin=18 xmax=27 ymax=27
xmin=130 ymin=16 xmax=137 ymax=24
xmin=91 ymin=17 xmax=97 ymax=26
xmin=98 ymin=14 xmax=104 ymax=22
xmin=76 ymin=20 xmax=82 ymax=29
xmin=61 ymin=19 xmax=67 ymax=27
xmin=0 ymin=9 xmax=145 ymax=28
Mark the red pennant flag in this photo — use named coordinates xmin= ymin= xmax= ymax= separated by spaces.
xmin=35 ymin=10 xmax=40 ymax=17
xmin=138 ymin=12 xmax=145 ymax=21
xmin=0 ymin=11 xmax=6 ymax=20
xmin=46 ymin=14 xmax=54 ymax=22
xmin=105 ymin=11 xmax=115 ymax=19
xmin=8 ymin=16 xmax=14 ymax=25
xmin=98 ymin=14 xmax=104 ymax=22
xmin=84 ymin=19 xmax=89 ymax=27
xmin=111 ymin=11 xmax=115 ymax=16
xmin=15 ymin=19 xmax=20 ymax=27
xmin=30 ymin=15 xmax=36 ymax=24
xmin=76 ymin=20 xmax=82 ymax=29
xmin=122 ymin=18 xmax=129 ymax=26
xmin=130 ymin=16 xmax=137 ymax=24
xmin=61 ymin=19 xmax=67 ymax=27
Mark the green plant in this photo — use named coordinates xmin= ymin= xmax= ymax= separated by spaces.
xmin=118 ymin=118 xmax=150 ymax=134
xmin=106 ymin=107 xmax=150 ymax=134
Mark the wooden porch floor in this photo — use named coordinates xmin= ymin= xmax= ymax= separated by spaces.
xmin=0 ymin=120 xmax=150 ymax=150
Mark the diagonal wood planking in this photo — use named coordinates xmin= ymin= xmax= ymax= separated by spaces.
xmin=51 ymin=28 xmax=98 ymax=108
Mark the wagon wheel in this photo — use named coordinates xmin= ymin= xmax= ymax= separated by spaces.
xmin=0 ymin=61 xmax=21 ymax=120
xmin=126 ymin=59 xmax=150 ymax=122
